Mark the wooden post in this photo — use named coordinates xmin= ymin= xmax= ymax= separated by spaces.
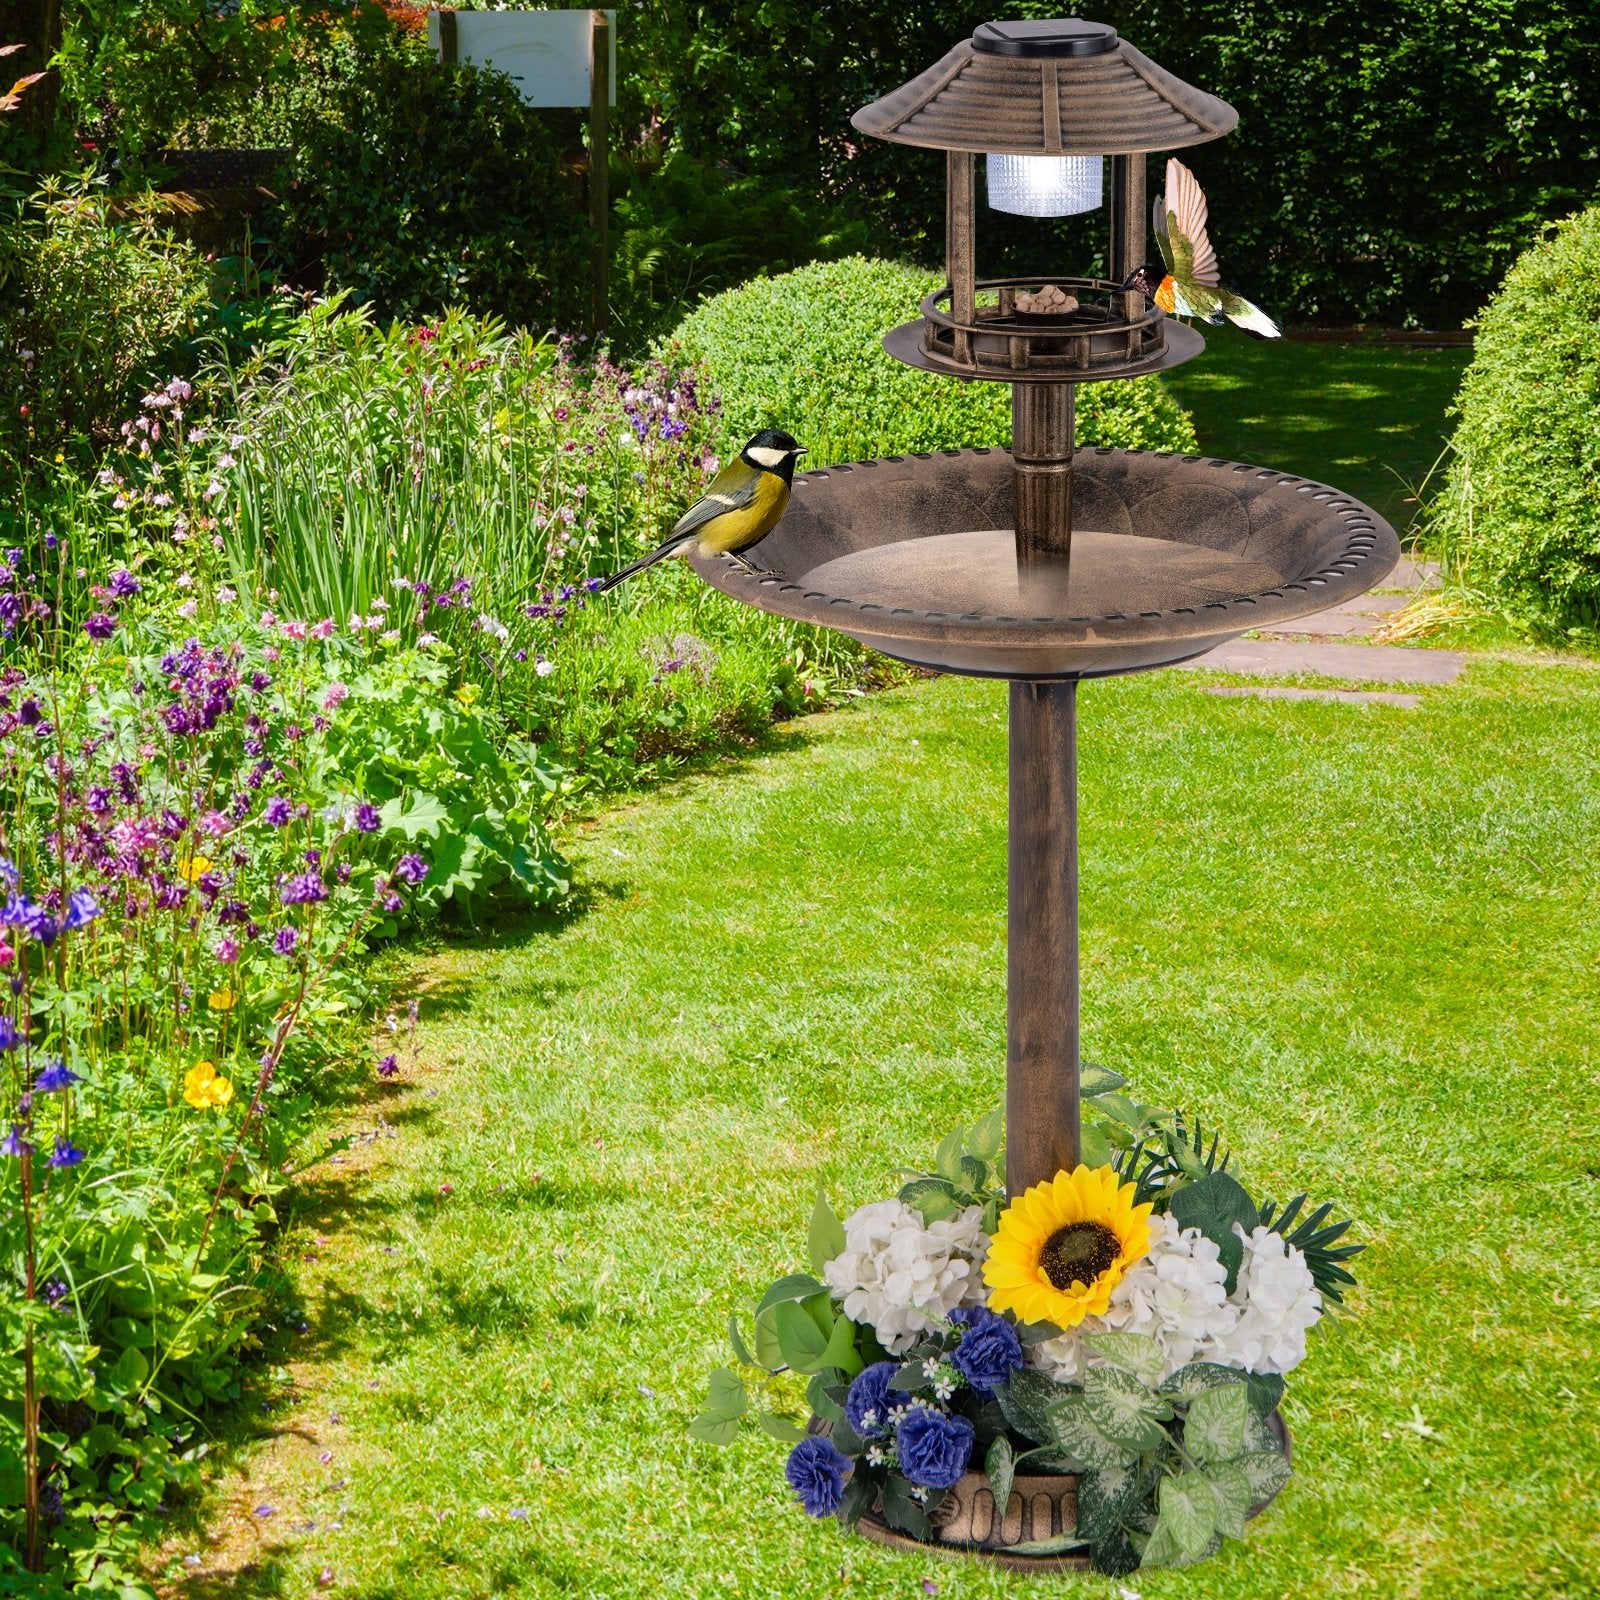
xmin=947 ymin=151 xmax=975 ymax=366
xmin=1011 ymin=383 xmax=1075 ymax=569
xmin=1109 ymin=153 xmax=1146 ymax=328
xmin=589 ymin=9 xmax=610 ymax=340
xmin=1006 ymin=678 xmax=1081 ymax=1199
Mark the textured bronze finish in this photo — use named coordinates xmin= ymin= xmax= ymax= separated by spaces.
xmin=850 ymin=34 xmax=1236 ymax=156
xmin=1007 ymin=681 xmax=1080 ymax=1196
xmin=1011 ymin=383 xmax=1075 ymax=567
xmin=687 ymin=449 xmax=1400 ymax=680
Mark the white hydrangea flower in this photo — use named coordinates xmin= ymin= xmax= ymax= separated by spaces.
xmin=822 ymin=1199 xmax=989 ymax=1354
xmin=1101 ymin=1214 xmax=1238 ymax=1376
xmin=1209 ymin=1224 xmax=1322 ymax=1375
xmin=1029 ymin=1327 xmax=1086 ymax=1383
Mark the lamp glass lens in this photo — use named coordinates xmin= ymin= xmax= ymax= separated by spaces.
xmin=986 ymin=154 xmax=1102 ymax=218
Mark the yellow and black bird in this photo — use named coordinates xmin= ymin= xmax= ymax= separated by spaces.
xmin=594 ymin=429 xmax=807 ymax=592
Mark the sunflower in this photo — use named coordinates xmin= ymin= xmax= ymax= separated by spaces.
xmin=983 ymin=1164 xmax=1154 ymax=1327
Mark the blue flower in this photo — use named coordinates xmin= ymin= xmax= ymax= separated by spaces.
xmin=845 ymin=1361 xmax=899 ymax=1437
xmin=33 ymin=1059 xmax=81 ymax=1094
xmin=949 ymin=1306 xmax=1025 ymax=1398
xmin=0 ymin=1015 xmax=23 ymax=1052
xmin=0 ymin=1124 xmax=29 ymax=1158
xmin=896 ymin=1406 xmax=974 ymax=1490
xmin=47 ymin=1136 xmax=84 ymax=1169
xmin=354 ymin=802 xmax=382 ymax=834
xmin=784 ymin=1435 xmax=851 ymax=1517
xmin=63 ymin=888 xmax=101 ymax=931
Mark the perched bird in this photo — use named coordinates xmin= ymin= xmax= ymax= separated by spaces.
xmin=593 ymin=429 xmax=807 ymax=592
xmin=1125 ymin=158 xmax=1281 ymax=339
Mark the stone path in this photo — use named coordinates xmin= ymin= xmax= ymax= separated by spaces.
xmin=1177 ymin=557 xmax=1465 ymax=698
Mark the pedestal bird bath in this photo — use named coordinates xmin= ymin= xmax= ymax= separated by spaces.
xmin=691 ymin=15 xmax=1396 ymax=1570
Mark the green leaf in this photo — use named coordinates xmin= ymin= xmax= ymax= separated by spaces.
xmin=934 ymin=1127 xmax=965 ymax=1181
xmin=1206 ymin=1460 xmax=1254 ymax=1540
xmin=756 ymin=1410 xmax=809 ymax=1443
xmin=1079 ymin=1061 xmax=1128 ymax=1095
xmin=1236 ymin=1449 xmax=1293 ymax=1504
xmin=958 ymin=1154 xmax=989 ymax=1192
xmin=807 ymin=1187 xmax=846 ymax=1276
xmin=1083 ymin=1366 xmax=1172 ymax=1453
xmin=839 ymin=1475 xmax=875 ymax=1531
xmin=756 ymin=1273 xmax=828 ymax=1317
xmin=1245 ymin=1371 xmax=1286 ymax=1417
xmin=898 ymin=1176 xmax=960 ymax=1222
xmin=1009 ymin=1531 xmax=1092 ymax=1556
xmin=1051 ymin=1393 xmax=1141 ymax=1471
xmin=1088 ymin=1091 xmax=1153 ymax=1131
xmin=1078 ymin=1121 xmax=1114 ymax=1169
xmin=813 ymin=1308 xmax=864 ymax=1378
xmin=688 ymin=1411 xmax=742 ymax=1445
xmin=753 ymin=1304 xmax=784 ymax=1370
xmin=1015 ymin=1318 xmax=1066 ymax=1348
xmin=1183 ymin=1382 xmax=1249 ymax=1466
xmin=880 ymin=1474 xmax=933 ymax=1540
xmin=1167 ymin=1172 xmax=1260 ymax=1292
xmin=1074 ymin=1463 xmax=1142 ymax=1542
xmin=704 ymin=1366 xmax=748 ymax=1420
xmin=1160 ymin=1361 xmax=1248 ymax=1403
xmin=985 ymin=1434 xmax=1016 ymax=1514
xmin=1082 ymin=1331 xmax=1166 ymax=1388
xmin=728 ymin=1313 xmax=757 ymax=1369
xmin=807 ymin=1370 xmax=847 ymax=1424
xmin=1089 ymin=1522 xmax=1144 ymax=1577
xmin=994 ymin=1367 xmax=1067 ymax=1446
xmin=831 ymin=1416 xmax=866 ymax=1458
xmin=1151 ymin=1470 xmax=1219 ymax=1564
xmin=966 ymin=1106 xmax=1004 ymax=1162
xmin=105 ymin=1344 xmax=149 ymax=1395
xmin=773 ymin=1300 xmax=829 ymax=1371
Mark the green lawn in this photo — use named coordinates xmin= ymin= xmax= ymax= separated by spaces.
xmin=160 ymin=660 xmax=1599 ymax=1599
xmin=1165 ymin=327 xmax=1471 ymax=532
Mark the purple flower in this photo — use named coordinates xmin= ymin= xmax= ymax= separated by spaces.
xmin=354 ymin=802 xmax=381 ymax=834
xmin=19 ymin=698 xmax=41 ymax=726
xmin=62 ymin=888 xmax=101 ymax=931
xmin=376 ymin=1054 xmax=399 ymax=1079
xmin=783 ymin=1435 xmax=850 ymax=1517
xmin=109 ymin=568 xmax=141 ymax=599
xmin=87 ymin=786 xmax=113 ymax=814
xmin=273 ymin=926 xmax=298 ymax=956
xmin=0 ymin=1015 xmax=22 ymax=1051
xmin=280 ymin=872 xmax=328 ymax=906
xmin=896 ymin=1407 xmax=974 ymax=1490
xmin=0 ymin=1124 xmax=29 ymax=1158
xmin=48 ymin=1137 xmax=85 ymax=1169
xmin=83 ymin=612 xmax=117 ymax=640
xmin=2 ymin=896 xmax=56 ymax=945
xmin=34 ymin=1059 xmax=81 ymax=1094
xmin=215 ymin=936 xmax=240 ymax=964
xmin=395 ymin=853 xmax=429 ymax=885
xmin=845 ymin=1362 xmax=899 ymax=1438
xmin=948 ymin=1306 xmax=1024 ymax=1399
xmin=42 ymin=1277 xmax=69 ymax=1307
xmin=263 ymin=796 xmax=292 ymax=827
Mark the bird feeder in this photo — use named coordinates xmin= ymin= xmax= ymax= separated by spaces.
xmin=688 ymin=15 xmax=1397 ymax=1568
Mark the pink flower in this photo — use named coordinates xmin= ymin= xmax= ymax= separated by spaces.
xmin=215 ymin=936 xmax=240 ymax=964
xmin=200 ymin=810 xmax=230 ymax=838
xmin=311 ymin=619 xmax=336 ymax=641
xmin=321 ymin=683 xmax=349 ymax=711
xmin=262 ymin=645 xmax=281 ymax=662
xmin=281 ymin=621 xmax=308 ymax=642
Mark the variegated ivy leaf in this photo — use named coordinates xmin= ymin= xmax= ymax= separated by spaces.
xmin=1073 ymin=1461 xmax=1143 ymax=1542
xmin=1083 ymin=1365 xmax=1173 ymax=1453
xmin=1050 ymin=1393 xmax=1140 ymax=1471
xmin=1082 ymin=1330 xmax=1166 ymax=1387
xmin=1183 ymin=1381 xmax=1250 ymax=1466
xmin=1151 ymin=1469 xmax=1219 ymax=1564
xmin=1235 ymin=1448 xmax=1293 ymax=1503
xmin=1206 ymin=1460 xmax=1254 ymax=1539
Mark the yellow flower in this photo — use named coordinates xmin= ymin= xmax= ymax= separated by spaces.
xmin=207 ymin=987 xmax=236 ymax=1012
xmin=183 ymin=1060 xmax=235 ymax=1110
xmin=983 ymin=1164 xmax=1154 ymax=1327
xmin=178 ymin=854 xmax=213 ymax=885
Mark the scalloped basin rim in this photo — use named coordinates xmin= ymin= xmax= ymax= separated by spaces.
xmin=686 ymin=447 xmax=1400 ymax=681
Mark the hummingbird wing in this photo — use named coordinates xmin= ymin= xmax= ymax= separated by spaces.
xmin=1164 ymin=159 xmax=1220 ymax=288
xmin=671 ymin=457 xmax=761 ymax=538
xmin=1152 ymin=190 xmax=1177 ymax=277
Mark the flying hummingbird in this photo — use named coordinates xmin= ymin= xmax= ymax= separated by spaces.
xmin=1125 ymin=158 xmax=1281 ymax=339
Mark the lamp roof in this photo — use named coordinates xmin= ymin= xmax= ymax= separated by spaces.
xmin=850 ymin=18 xmax=1236 ymax=157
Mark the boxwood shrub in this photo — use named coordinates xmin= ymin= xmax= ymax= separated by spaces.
xmin=662 ymin=256 xmax=1198 ymax=465
xmin=1431 ymin=208 xmax=1600 ymax=630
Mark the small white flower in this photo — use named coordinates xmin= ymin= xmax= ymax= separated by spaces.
xmin=1101 ymin=1215 xmax=1237 ymax=1375
xmin=534 ymin=656 xmax=556 ymax=678
xmin=1209 ymin=1226 xmax=1322 ymax=1376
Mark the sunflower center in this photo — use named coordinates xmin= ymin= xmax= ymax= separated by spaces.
xmin=1039 ymin=1221 xmax=1122 ymax=1290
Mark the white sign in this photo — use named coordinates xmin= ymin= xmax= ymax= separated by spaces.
xmin=427 ymin=9 xmax=617 ymax=108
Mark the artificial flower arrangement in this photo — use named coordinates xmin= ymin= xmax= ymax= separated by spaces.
xmin=692 ymin=1065 xmax=1361 ymax=1577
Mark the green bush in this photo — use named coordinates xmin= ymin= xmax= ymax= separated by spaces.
xmin=1431 ymin=207 xmax=1600 ymax=631
xmin=662 ymin=256 xmax=1197 ymax=464
xmin=271 ymin=30 xmax=589 ymax=331
xmin=0 ymin=185 xmax=210 ymax=467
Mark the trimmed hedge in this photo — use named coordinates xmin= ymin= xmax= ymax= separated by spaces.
xmin=1432 ymin=208 xmax=1600 ymax=630
xmin=663 ymin=256 xmax=1198 ymax=465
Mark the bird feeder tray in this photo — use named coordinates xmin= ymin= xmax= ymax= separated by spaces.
xmin=894 ymin=276 xmax=1199 ymax=381
xmin=689 ymin=447 xmax=1399 ymax=680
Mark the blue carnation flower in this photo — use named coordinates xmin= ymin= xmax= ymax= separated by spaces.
xmin=896 ymin=1406 xmax=975 ymax=1490
xmin=845 ymin=1361 xmax=899 ymax=1437
xmin=949 ymin=1305 xmax=1024 ymax=1398
xmin=784 ymin=1434 xmax=851 ymax=1517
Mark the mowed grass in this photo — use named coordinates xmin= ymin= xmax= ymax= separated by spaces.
xmin=160 ymin=660 xmax=1600 ymax=1600
xmin=1165 ymin=326 xmax=1471 ymax=531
